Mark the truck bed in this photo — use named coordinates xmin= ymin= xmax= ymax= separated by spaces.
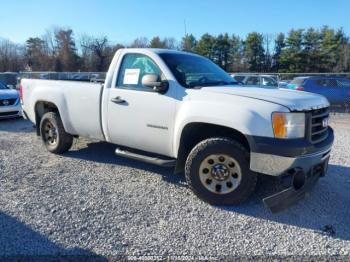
xmin=21 ymin=79 xmax=105 ymax=140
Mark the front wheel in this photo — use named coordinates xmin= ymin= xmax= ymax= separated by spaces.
xmin=185 ymin=137 xmax=257 ymax=205
xmin=40 ymin=112 xmax=73 ymax=154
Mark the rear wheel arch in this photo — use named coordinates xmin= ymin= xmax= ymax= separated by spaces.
xmin=34 ymin=101 xmax=62 ymax=136
xmin=175 ymin=122 xmax=251 ymax=173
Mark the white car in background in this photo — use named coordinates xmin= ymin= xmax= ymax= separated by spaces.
xmin=0 ymin=81 xmax=22 ymax=119
xmin=231 ymin=74 xmax=279 ymax=89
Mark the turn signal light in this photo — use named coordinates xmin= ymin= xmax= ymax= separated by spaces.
xmin=272 ymin=113 xmax=287 ymax=138
xmin=19 ymin=82 xmax=23 ymax=102
xmin=272 ymin=112 xmax=306 ymax=139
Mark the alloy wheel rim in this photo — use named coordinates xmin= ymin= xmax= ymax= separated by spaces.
xmin=199 ymin=154 xmax=242 ymax=194
xmin=43 ymin=120 xmax=58 ymax=145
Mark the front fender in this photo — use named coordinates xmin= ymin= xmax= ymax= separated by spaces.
xmin=173 ymin=97 xmax=288 ymax=157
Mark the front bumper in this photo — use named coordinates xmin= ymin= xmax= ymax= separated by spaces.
xmin=247 ymin=128 xmax=334 ymax=213
xmin=249 ymin=128 xmax=334 ymax=176
xmin=0 ymin=102 xmax=22 ymax=119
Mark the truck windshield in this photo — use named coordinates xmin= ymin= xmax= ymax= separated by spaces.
xmin=159 ymin=53 xmax=238 ymax=88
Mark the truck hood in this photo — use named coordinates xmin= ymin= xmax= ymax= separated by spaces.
xmin=201 ymin=86 xmax=330 ymax=111
xmin=0 ymin=89 xmax=19 ymax=99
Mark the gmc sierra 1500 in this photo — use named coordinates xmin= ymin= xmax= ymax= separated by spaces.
xmin=21 ymin=49 xmax=334 ymax=212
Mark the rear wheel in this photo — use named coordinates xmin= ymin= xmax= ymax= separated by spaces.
xmin=185 ymin=137 xmax=257 ymax=205
xmin=40 ymin=112 xmax=73 ymax=154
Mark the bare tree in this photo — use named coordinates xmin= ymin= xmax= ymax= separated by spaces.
xmin=130 ymin=37 xmax=149 ymax=48
xmin=80 ymin=36 xmax=109 ymax=71
xmin=0 ymin=38 xmax=25 ymax=72
xmin=163 ymin=37 xmax=178 ymax=49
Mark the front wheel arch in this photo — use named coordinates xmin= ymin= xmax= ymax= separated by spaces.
xmin=175 ymin=123 xmax=251 ymax=173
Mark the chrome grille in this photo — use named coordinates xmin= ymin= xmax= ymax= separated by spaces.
xmin=310 ymin=107 xmax=329 ymax=144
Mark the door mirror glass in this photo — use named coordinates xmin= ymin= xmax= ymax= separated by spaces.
xmin=142 ymin=74 xmax=168 ymax=94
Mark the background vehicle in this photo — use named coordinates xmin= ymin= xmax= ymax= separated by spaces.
xmin=0 ymin=72 xmax=19 ymax=89
xmin=285 ymin=76 xmax=350 ymax=107
xmin=231 ymin=74 xmax=279 ymax=89
xmin=21 ymin=49 xmax=333 ymax=212
xmin=0 ymin=81 xmax=22 ymax=119
xmin=278 ymin=79 xmax=292 ymax=88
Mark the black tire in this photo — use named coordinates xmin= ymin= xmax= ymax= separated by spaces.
xmin=40 ymin=112 xmax=73 ymax=154
xmin=185 ymin=137 xmax=257 ymax=205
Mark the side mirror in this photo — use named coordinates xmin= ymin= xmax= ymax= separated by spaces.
xmin=142 ymin=74 xmax=169 ymax=94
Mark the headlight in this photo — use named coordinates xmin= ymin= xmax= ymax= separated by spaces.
xmin=272 ymin=112 xmax=305 ymax=139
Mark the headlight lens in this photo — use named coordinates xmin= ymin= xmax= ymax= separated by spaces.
xmin=272 ymin=112 xmax=305 ymax=139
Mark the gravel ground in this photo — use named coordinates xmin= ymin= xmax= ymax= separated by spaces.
xmin=0 ymin=115 xmax=349 ymax=259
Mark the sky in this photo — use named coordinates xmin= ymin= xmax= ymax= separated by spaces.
xmin=0 ymin=0 xmax=349 ymax=45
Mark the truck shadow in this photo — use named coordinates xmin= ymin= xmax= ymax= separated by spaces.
xmin=220 ymin=164 xmax=350 ymax=241
xmin=65 ymin=141 xmax=350 ymax=241
xmin=65 ymin=141 xmax=187 ymax=187
xmin=0 ymin=211 xmax=108 ymax=259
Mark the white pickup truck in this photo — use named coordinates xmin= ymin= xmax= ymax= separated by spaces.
xmin=21 ymin=49 xmax=334 ymax=212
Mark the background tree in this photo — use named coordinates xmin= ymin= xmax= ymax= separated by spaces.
xmin=149 ymin=36 xmax=166 ymax=48
xmin=80 ymin=36 xmax=110 ymax=71
xmin=181 ymin=34 xmax=197 ymax=52
xmin=130 ymin=37 xmax=149 ymax=48
xmin=212 ymin=33 xmax=231 ymax=70
xmin=332 ymin=28 xmax=348 ymax=72
xmin=1 ymin=26 xmax=350 ymax=73
xmin=195 ymin=33 xmax=216 ymax=60
xmin=272 ymin=33 xmax=285 ymax=72
xmin=25 ymin=37 xmax=47 ymax=71
xmin=0 ymin=38 xmax=25 ymax=72
xmin=302 ymin=28 xmax=321 ymax=72
xmin=279 ymin=29 xmax=304 ymax=72
xmin=244 ymin=32 xmax=265 ymax=72
xmin=163 ymin=37 xmax=177 ymax=49
xmin=54 ymin=29 xmax=79 ymax=71
xmin=227 ymin=35 xmax=243 ymax=72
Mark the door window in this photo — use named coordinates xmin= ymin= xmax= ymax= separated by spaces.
xmin=336 ymin=79 xmax=350 ymax=88
xmin=261 ymin=77 xmax=278 ymax=88
xmin=245 ymin=76 xmax=260 ymax=86
xmin=314 ymin=79 xmax=338 ymax=88
xmin=116 ymin=54 xmax=162 ymax=90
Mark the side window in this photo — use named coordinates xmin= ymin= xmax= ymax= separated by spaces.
xmin=116 ymin=54 xmax=161 ymax=90
xmin=314 ymin=79 xmax=324 ymax=86
xmin=234 ymin=76 xmax=245 ymax=82
xmin=336 ymin=79 xmax=350 ymax=88
xmin=315 ymin=79 xmax=338 ymax=88
xmin=245 ymin=76 xmax=260 ymax=85
xmin=325 ymin=79 xmax=338 ymax=87
xmin=262 ymin=77 xmax=278 ymax=87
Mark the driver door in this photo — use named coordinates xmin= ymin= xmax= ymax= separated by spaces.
xmin=106 ymin=53 xmax=176 ymax=157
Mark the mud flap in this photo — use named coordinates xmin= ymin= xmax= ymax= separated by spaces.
xmin=263 ymin=154 xmax=330 ymax=213
xmin=263 ymin=173 xmax=320 ymax=213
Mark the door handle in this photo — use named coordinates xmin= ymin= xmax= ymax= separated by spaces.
xmin=111 ymin=96 xmax=126 ymax=104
